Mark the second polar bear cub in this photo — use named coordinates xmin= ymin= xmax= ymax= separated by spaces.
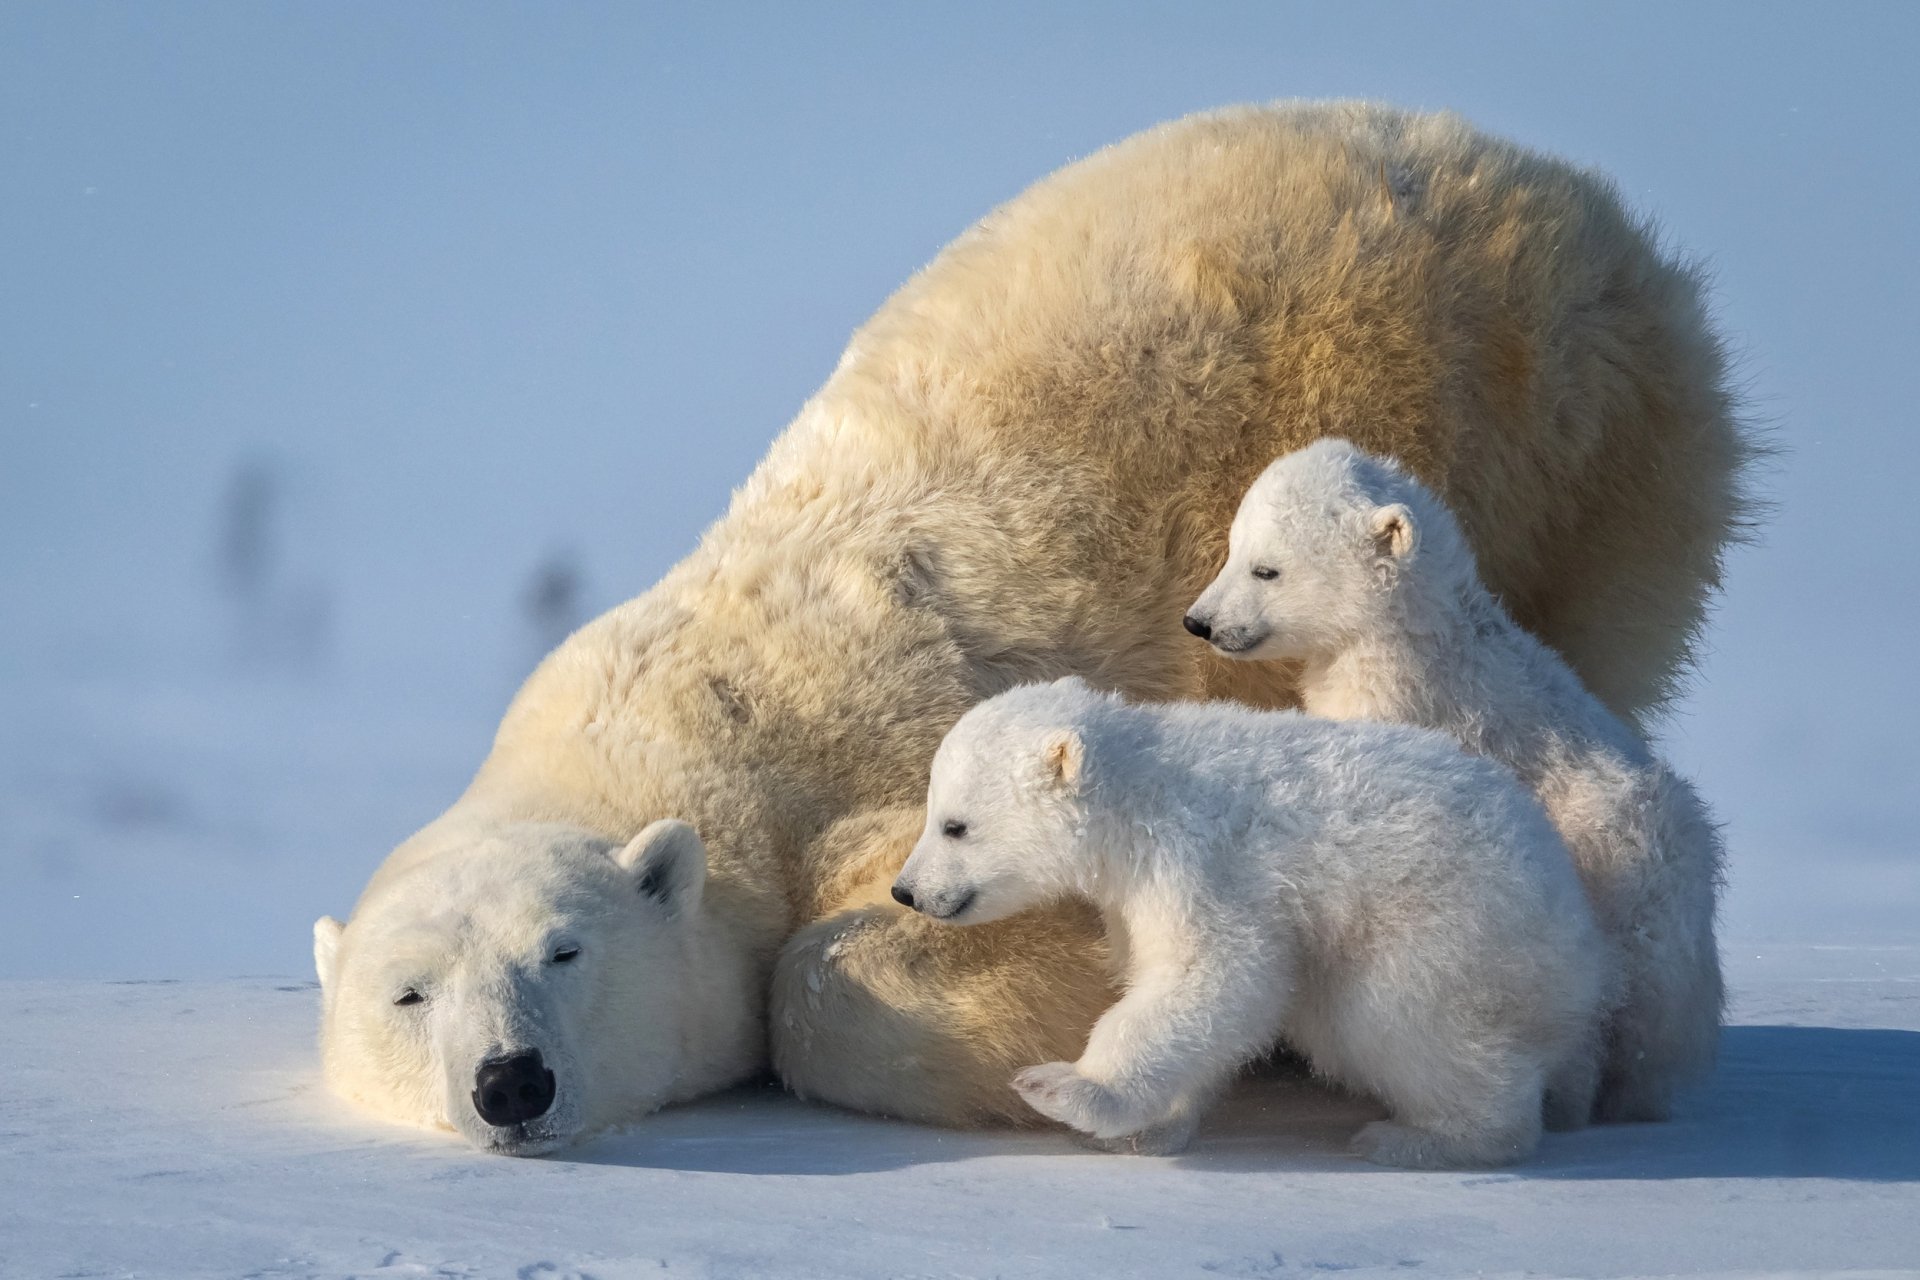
xmin=1186 ymin=439 xmax=1725 ymax=1123
xmin=891 ymin=677 xmax=1610 ymax=1168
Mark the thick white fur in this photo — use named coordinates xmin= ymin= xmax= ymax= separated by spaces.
xmin=1189 ymin=439 xmax=1726 ymax=1121
xmin=894 ymin=678 xmax=1610 ymax=1168
xmin=321 ymin=101 xmax=1752 ymax=1143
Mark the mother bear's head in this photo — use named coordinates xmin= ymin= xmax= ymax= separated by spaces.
xmin=313 ymin=818 xmax=745 ymax=1155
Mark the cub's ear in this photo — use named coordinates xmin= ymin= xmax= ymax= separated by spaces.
xmin=615 ymin=819 xmax=708 ymax=914
xmin=1371 ymin=503 xmax=1418 ymax=561
xmin=1038 ymin=728 xmax=1086 ymax=793
xmin=313 ymin=916 xmax=345 ymax=991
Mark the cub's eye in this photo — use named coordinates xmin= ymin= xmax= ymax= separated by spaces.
xmin=551 ymin=947 xmax=581 ymax=965
xmin=393 ymin=989 xmax=425 ymax=1007
xmin=941 ymin=819 xmax=967 ymax=839
xmin=1251 ymin=567 xmax=1280 ymax=581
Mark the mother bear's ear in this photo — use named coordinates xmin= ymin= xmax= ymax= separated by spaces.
xmin=615 ymin=819 xmax=709 ymax=915
xmin=313 ymin=916 xmax=344 ymax=992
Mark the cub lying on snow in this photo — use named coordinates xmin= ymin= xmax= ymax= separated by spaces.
xmin=1186 ymin=439 xmax=1725 ymax=1122
xmin=890 ymin=677 xmax=1610 ymax=1168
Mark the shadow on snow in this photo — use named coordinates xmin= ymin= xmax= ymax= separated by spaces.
xmin=566 ymin=1026 xmax=1920 ymax=1182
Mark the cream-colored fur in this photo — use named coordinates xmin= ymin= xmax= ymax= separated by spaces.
xmin=1188 ymin=439 xmax=1726 ymax=1122
xmin=315 ymin=820 xmax=759 ymax=1153
xmin=892 ymin=678 xmax=1610 ymax=1168
xmin=320 ymin=100 xmax=1751 ymax=1142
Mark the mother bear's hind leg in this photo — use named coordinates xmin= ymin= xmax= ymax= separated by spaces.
xmin=772 ymin=890 xmax=1117 ymax=1128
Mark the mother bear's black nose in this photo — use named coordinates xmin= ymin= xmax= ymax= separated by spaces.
xmin=473 ymin=1050 xmax=556 ymax=1127
xmin=1182 ymin=613 xmax=1212 ymax=640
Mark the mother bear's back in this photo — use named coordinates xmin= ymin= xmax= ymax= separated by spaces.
xmin=752 ymin=100 xmax=1746 ymax=721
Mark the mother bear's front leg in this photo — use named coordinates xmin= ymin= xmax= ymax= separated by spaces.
xmin=771 ymin=808 xmax=1118 ymax=1126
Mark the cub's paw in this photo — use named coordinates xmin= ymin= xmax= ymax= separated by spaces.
xmin=1013 ymin=1062 xmax=1180 ymax=1147
xmin=1013 ymin=1062 xmax=1123 ymax=1135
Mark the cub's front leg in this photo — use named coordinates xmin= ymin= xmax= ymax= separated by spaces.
xmin=1015 ymin=924 xmax=1291 ymax=1153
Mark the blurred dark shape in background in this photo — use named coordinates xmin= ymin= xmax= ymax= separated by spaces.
xmin=215 ymin=455 xmax=334 ymax=674
xmin=522 ymin=550 xmax=586 ymax=667
xmin=217 ymin=460 xmax=279 ymax=604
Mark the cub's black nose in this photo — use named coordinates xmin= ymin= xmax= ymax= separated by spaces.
xmin=1182 ymin=614 xmax=1212 ymax=640
xmin=891 ymin=883 xmax=917 ymax=910
xmin=473 ymin=1050 xmax=556 ymax=1127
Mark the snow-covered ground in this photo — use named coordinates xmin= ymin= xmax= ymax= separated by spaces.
xmin=4 ymin=946 xmax=1916 ymax=1279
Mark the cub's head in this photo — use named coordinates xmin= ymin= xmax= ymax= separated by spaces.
xmin=893 ymin=677 xmax=1103 ymax=926
xmin=314 ymin=818 xmax=710 ymax=1156
xmin=1185 ymin=438 xmax=1465 ymax=661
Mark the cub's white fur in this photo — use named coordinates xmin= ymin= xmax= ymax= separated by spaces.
xmin=893 ymin=678 xmax=1610 ymax=1168
xmin=1188 ymin=439 xmax=1725 ymax=1121
xmin=314 ymin=820 xmax=757 ymax=1154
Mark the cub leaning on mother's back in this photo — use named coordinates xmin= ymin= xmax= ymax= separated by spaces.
xmin=315 ymin=101 xmax=1753 ymax=1151
xmin=1187 ymin=439 xmax=1727 ymax=1123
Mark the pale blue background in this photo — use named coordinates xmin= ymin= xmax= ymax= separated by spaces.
xmin=3 ymin=2 xmax=1916 ymax=977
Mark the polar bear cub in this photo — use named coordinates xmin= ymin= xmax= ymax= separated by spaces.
xmin=1186 ymin=439 xmax=1725 ymax=1122
xmin=891 ymin=677 xmax=1610 ymax=1167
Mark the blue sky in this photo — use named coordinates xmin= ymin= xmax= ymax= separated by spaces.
xmin=2 ymin=2 xmax=1917 ymax=974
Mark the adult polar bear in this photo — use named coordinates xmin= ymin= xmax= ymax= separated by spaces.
xmin=315 ymin=102 xmax=1750 ymax=1150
